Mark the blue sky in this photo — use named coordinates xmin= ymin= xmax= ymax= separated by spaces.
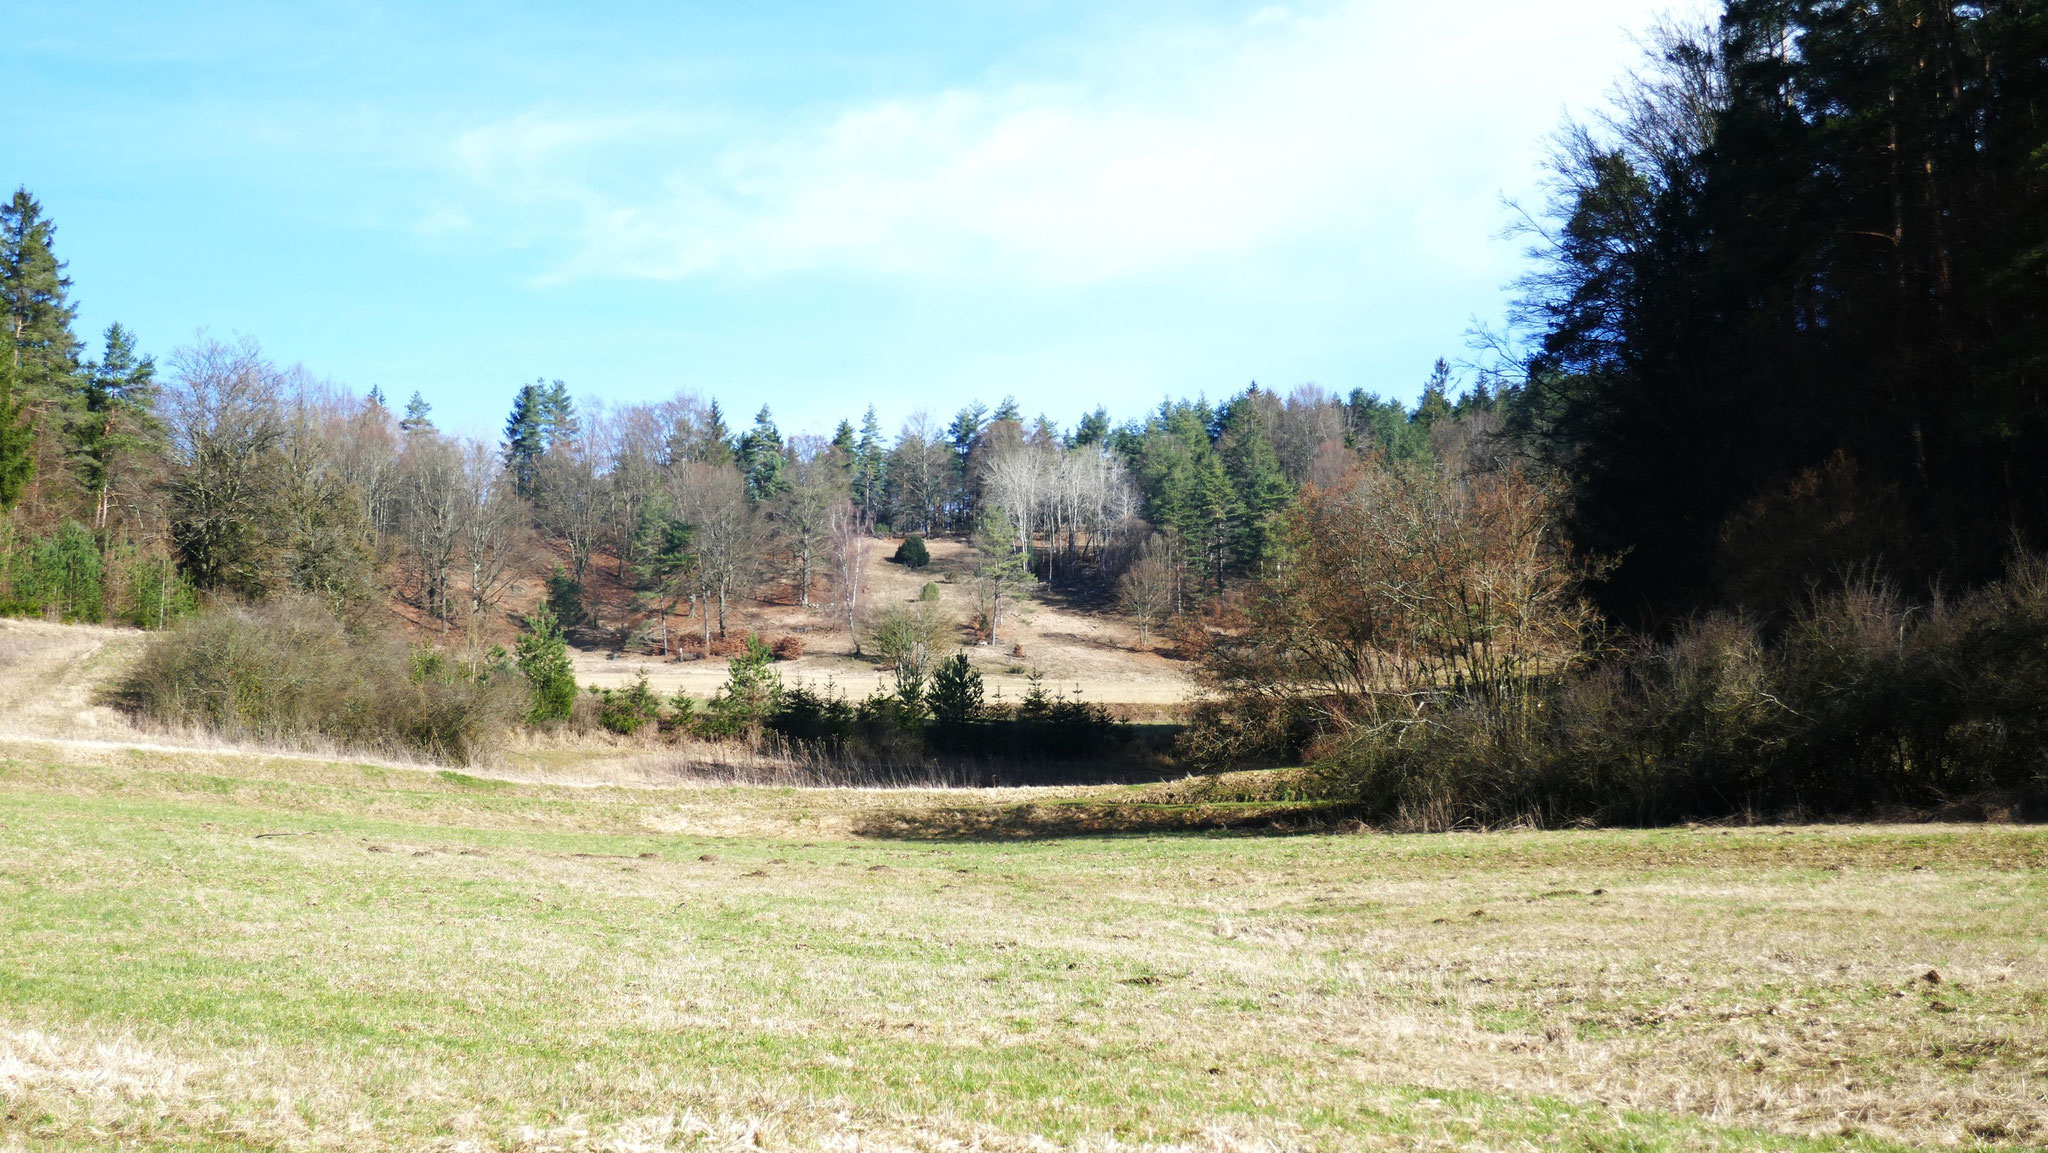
xmin=12 ymin=1 xmax=1672 ymax=440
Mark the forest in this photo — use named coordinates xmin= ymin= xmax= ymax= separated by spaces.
xmin=4 ymin=1 xmax=2047 ymax=824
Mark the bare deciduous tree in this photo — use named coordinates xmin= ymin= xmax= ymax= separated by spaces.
xmin=394 ymin=431 xmax=463 ymax=627
xmin=669 ymin=462 xmax=753 ymax=649
xmin=161 ymin=336 xmax=286 ymax=596
xmin=1117 ymin=533 xmax=1178 ymax=648
xmin=828 ymin=496 xmax=871 ymax=654
xmin=457 ymin=439 xmax=526 ymax=644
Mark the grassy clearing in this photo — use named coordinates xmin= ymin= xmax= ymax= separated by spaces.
xmin=0 ymin=744 xmax=2043 ymax=1151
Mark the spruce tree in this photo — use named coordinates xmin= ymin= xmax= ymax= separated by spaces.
xmin=68 ymin=324 xmax=157 ymax=534
xmin=1072 ymin=406 xmax=1112 ymax=447
xmin=515 ymin=603 xmax=578 ymax=723
xmin=540 ymin=379 xmax=577 ymax=449
xmin=701 ymin=399 xmax=731 ymax=459
xmin=0 ymin=188 xmax=82 ymax=402
xmin=1220 ymin=399 xmax=1290 ymax=571
xmin=503 ymin=382 xmax=547 ymax=495
xmin=735 ymin=406 xmax=785 ymax=501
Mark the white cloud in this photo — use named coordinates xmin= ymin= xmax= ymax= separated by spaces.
xmin=448 ymin=0 xmax=1657 ymax=288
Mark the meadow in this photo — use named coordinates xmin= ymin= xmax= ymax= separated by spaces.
xmin=0 ymin=734 xmax=2042 ymax=1152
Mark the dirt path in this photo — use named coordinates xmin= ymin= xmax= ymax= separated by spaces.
xmin=0 ymin=619 xmax=151 ymax=741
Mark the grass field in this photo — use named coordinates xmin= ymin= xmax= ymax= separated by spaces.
xmin=1 ymin=736 xmax=2044 ymax=1152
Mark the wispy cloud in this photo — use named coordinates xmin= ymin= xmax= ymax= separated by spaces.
xmin=447 ymin=0 xmax=1651 ymax=288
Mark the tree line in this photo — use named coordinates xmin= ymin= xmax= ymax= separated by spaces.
xmin=0 ymin=183 xmax=1488 ymax=660
xmin=1188 ymin=1 xmax=2048 ymax=824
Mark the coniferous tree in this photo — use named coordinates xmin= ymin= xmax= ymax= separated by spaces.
xmin=735 ymin=406 xmax=785 ymax=502
xmin=697 ymin=399 xmax=732 ymax=463
xmin=1072 ymin=407 xmax=1112 ymax=448
xmin=1513 ymin=7 xmax=2048 ymax=621
xmin=400 ymin=391 xmax=435 ymax=434
xmin=68 ymin=324 xmax=158 ymax=535
xmin=540 ymin=379 xmax=578 ymax=449
xmin=0 ymin=356 xmax=34 ymax=510
xmin=503 ymin=382 xmax=548 ymax=496
xmin=853 ymin=405 xmax=886 ymax=523
xmin=1219 ymin=394 xmax=1290 ymax=572
xmin=0 ymin=188 xmax=82 ymax=402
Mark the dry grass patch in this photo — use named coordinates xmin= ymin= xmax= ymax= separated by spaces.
xmin=0 ymin=748 xmax=2042 ymax=1151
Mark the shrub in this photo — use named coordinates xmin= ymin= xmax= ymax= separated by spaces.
xmin=516 ymin=605 xmax=578 ymax=724
xmin=702 ymin=636 xmax=782 ymax=738
xmin=919 ymin=582 xmax=942 ymax=602
xmin=592 ymin=672 xmax=659 ymax=736
xmin=928 ymin=653 xmax=984 ymax=724
xmin=771 ymin=635 xmax=804 ymax=660
xmin=893 ymin=535 xmax=930 ymax=569
xmin=867 ymin=603 xmax=951 ymax=679
xmin=1290 ymin=558 xmax=2048 ymax=828
xmin=123 ymin=598 xmax=526 ymax=763
xmin=0 ymin=521 xmax=106 ymax=622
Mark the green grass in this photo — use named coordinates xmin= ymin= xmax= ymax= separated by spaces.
xmin=0 ymin=747 xmax=2043 ymax=1151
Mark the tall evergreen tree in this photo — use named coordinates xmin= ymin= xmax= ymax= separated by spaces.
xmin=1219 ymin=395 xmax=1290 ymax=571
xmin=0 ymin=188 xmax=82 ymax=401
xmin=67 ymin=324 xmax=157 ymax=534
xmin=0 ymin=356 xmax=34 ymax=510
xmin=400 ymin=391 xmax=435 ymax=434
xmin=735 ymin=406 xmax=785 ymax=501
xmin=539 ymin=379 xmax=577 ymax=449
xmin=853 ymin=405 xmax=886 ymax=522
xmin=1072 ymin=406 xmax=1112 ymax=448
xmin=700 ymin=399 xmax=732 ymax=461
xmin=1513 ymin=6 xmax=2048 ymax=621
xmin=503 ymin=382 xmax=548 ymax=496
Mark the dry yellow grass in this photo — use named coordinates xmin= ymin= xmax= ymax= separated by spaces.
xmin=575 ymin=536 xmax=1197 ymax=714
xmin=1 ymin=621 xmax=2043 ymax=1151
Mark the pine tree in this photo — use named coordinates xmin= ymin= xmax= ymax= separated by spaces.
xmin=700 ymin=399 xmax=732 ymax=460
xmin=1072 ymin=406 xmax=1112 ymax=447
xmin=540 ymin=380 xmax=577 ymax=449
xmin=1220 ymin=398 xmax=1290 ymax=571
xmin=990 ymin=397 xmax=1022 ymax=424
xmin=67 ymin=324 xmax=157 ymax=534
xmin=0 ymin=188 xmax=82 ymax=402
xmin=515 ymin=603 xmax=578 ymax=723
xmin=503 ymin=382 xmax=547 ymax=496
xmin=401 ymin=391 xmax=434 ymax=433
xmin=736 ymin=406 xmax=785 ymax=501
xmin=853 ymin=405 xmax=886 ymax=522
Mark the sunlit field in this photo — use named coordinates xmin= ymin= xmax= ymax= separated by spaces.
xmin=1 ymin=740 xmax=2041 ymax=1152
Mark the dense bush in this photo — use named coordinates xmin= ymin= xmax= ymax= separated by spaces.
xmin=762 ymin=658 xmax=1126 ymax=764
xmin=515 ymin=605 xmax=577 ymax=724
xmin=893 ymin=535 xmax=930 ymax=569
xmin=591 ymin=672 xmax=659 ymax=735
xmin=1287 ymin=562 xmax=2048 ymax=828
xmin=123 ymin=597 xmax=527 ymax=763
